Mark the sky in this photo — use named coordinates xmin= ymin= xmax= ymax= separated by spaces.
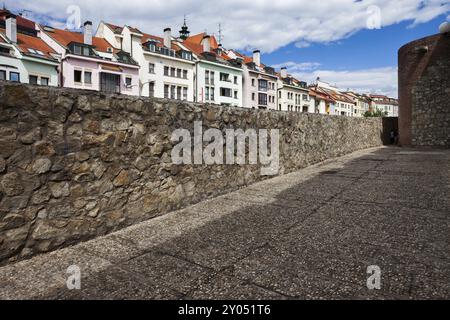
xmin=5 ymin=0 xmax=449 ymax=98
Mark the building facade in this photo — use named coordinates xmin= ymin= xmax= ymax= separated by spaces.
xmin=227 ymin=50 xmax=277 ymax=110
xmin=277 ymin=67 xmax=310 ymax=112
xmin=308 ymin=86 xmax=335 ymax=115
xmin=97 ymin=23 xmax=196 ymax=101
xmin=184 ymin=33 xmax=243 ymax=107
xmin=40 ymin=21 xmax=140 ymax=95
xmin=0 ymin=11 xmax=59 ymax=86
xmin=370 ymin=94 xmax=399 ymax=117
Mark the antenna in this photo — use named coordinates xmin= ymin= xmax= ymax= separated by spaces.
xmin=218 ymin=23 xmax=223 ymax=45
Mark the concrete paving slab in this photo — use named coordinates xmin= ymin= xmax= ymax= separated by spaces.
xmin=0 ymin=146 xmax=449 ymax=300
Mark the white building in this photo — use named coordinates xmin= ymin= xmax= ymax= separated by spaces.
xmin=315 ymin=80 xmax=355 ymax=116
xmin=370 ymin=94 xmax=399 ymax=117
xmin=96 ymin=22 xmax=195 ymax=100
xmin=227 ymin=49 xmax=277 ymax=110
xmin=0 ymin=11 xmax=59 ymax=86
xmin=308 ymin=86 xmax=335 ymax=115
xmin=184 ymin=33 xmax=243 ymax=107
xmin=345 ymin=92 xmax=371 ymax=117
xmin=277 ymin=67 xmax=310 ymax=112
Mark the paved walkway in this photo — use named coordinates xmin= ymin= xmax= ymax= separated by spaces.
xmin=1 ymin=147 xmax=449 ymax=300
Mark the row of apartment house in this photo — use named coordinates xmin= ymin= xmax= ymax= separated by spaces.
xmin=0 ymin=10 xmax=399 ymax=117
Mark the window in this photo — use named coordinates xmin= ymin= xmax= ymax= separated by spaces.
xmin=258 ymin=93 xmax=268 ymax=106
xmin=170 ymin=85 xmax=176 ymax=99
xmin=84 ymin=71 xmax=92 ymax=84
xmin=252 ymin=93 xmax=255 ymax=101
xmin=210 ymin=87 xmax=215 ymax=101
xmin=125 ymin=77 xmax=132 ymax=87
xmin=210 ymin=72 xmax=215 ymax=85
xmin=0 ymin=46 xmax=9 ymax=54
xmin=41 ymin=77 xmax=49 ymax=86
xmin=251 ymin=79 xmax=255 ymax=86
xmin=0 ymin=70 xmax=6 ymax=80
xmin=170 ymin=67 xmax=176 ymax=77
xmin=183 ymin=70 xmax=188 ymax=79
xmin=10 ymin=72 xmax=20 ymax=82
xmin=177 ymin=86 xmax=182 ymax=100
xmin=220 ymin=88 xmax=232 ymax=97
xmin=164 ymin=84 xmax=169 ymax=98
xmin=234 ymin=76 xmax=238 ymax=84
xmin=83 ymin=47 xmax=90 ymax=56
xmin=183 ymin=87 xmax=188 ymax=101
xmin=181 ymin=51 xmax=192 ymax=60
xmin=205 ymin=86 xmax=210 ymax=101
xmin=149 ymin=63 xmax=155 ymax=74
xmin=205 ymin=70 xmax=210 ymax=85
xmin=74 ymin=70 xmax=82 ymax=83
xmin=73 ymin=45 xmax=82 ymax=55
xmin=164 ymin=66 xmax=169 ymax=76
xmin=258 ymin=79 xmax=268 ymax=91
xmin=220 ymin=72 xmax=230 ymax=82
xmin=149 ymin=82 xmax=155 ymax=97
xmin=29 ymin=75 xmax=38 ymax=85
xmin=278 ymin=91 xmax=281 ymax=98
xmin=177 ymin=69 xmax=182 ymax=78
xmin=234 ymin=91 xmax=238 ymax=99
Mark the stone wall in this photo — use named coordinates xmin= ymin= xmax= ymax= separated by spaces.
xmin=398 ymin=33 xmax=450 ymax=147
xmin=0 ymin=82 xmax=384 ymax=264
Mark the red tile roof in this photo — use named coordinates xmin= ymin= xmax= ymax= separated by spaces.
xmin=44 ymin=27 xmax=114 ymax=53
xmin=185 ymin=32 xmax=219 ymax=49
xmin=0 ymin=28 xmax=56 ymax=59
xmin=0 ymin=10 xmax=36 ymax=31
xmin=184 ymin=33 xmax=234 ymax=61
xmin=105 ymin=23 xmax=123 ymax=35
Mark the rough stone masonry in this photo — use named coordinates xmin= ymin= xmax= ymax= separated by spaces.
xmin=0 ymin=82 xmax=385 ymax=264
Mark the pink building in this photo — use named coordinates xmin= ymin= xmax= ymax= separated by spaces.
xmin=39 ymin=21 xmax=139 ymax=95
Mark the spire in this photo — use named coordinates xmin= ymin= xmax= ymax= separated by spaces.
xmin=179 ymin=15 xmax=190 ymax=40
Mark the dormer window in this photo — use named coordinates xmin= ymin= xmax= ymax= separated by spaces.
xmin=147 ymin=42 xmax=157 ymax=52
xmin=70 ymin=43 xmax=93 ymax=57
xmin=181 ymin=50 xmax=192 ymax=60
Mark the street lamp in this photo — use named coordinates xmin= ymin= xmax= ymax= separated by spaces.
xmin=126 ymin=81 xmax=153 ymax=97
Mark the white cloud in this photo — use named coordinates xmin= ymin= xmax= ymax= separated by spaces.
xmin=272 ymin=61 xmax=321 ymax=72
xmin=279 ymin=64 xmax=398 ymax=97
xmin=5 ymin=0 xmax=449 ymax=52
xmin=294 ymin=41 xmax=311 ymax=49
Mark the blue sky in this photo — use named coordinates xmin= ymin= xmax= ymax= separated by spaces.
xmin=262 ymin=16 xmax=447 ymax=70
xmin=5 ymin=0 xmax=449 ymax=97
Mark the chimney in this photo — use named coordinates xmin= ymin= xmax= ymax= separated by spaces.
xmin=163 ymin=28 xmax=171 ymax=48
xmin=280 ymin=67 xmax=288 ymax=78
xmin=83 ymin=21 xmax=93 ymax=45
xmin=201 ymin=35 xmax=211 ymax=53
xmin=217 ymin=43 xmax=223 ymax=56
xmin=253 ymin=50 xmax=260 ymax=66
xmin=6 ymin=14 xmax=17 ymax=43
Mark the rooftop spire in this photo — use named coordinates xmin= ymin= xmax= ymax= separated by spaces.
xmin=179 ymin=14 xmax=190 ymax=40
